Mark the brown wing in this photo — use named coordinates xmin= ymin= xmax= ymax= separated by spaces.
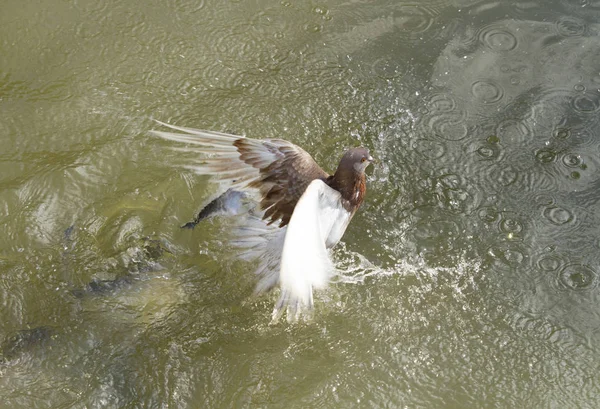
xmin=234 ymin=138 xmax=328 ymax=226
xmin=150 ymin=121 xmax=329 ymax=227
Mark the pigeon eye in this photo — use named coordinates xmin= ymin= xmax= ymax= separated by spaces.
xmin=361 ymin=157 xmax=366 ymax=163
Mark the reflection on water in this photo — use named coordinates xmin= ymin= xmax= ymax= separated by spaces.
xmin=1 ymin=0 xmax=600 ymax=407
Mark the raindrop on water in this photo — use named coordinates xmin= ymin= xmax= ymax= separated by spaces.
xmin=479 ymin=25 xmax=518 ymax=51
xmin=535 ymin=148 xmax=557 ymax=163
xmin=558 ymin=264 xmax=597 ymax=291
xmin=561 ymin=153 xmax=583 ymax=168
xmin=543 ymin=206 xmax=574 ymax=225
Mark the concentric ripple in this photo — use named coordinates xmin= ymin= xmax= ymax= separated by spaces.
xmin=487 ymin=243 xmax=526 ymax=267
xmin=427 ymin=108 xmax=469 ymax=141
xmin=558 ymin=264 xmax=597 ymax=291
xmin=392 ymin=5 xmax=436 ymax=34
xmin=572 ymin=93 xmax=600 ymax=114
xmin=542 ymin=206 xmax=574 ymax=226
xmin=476 ymin=144 xmax=500 ymax=160
xmin=535 ymin=148 xmax=557 ymax=164
xmin=479 ymin=24 xmax=518 ymax=51
xmin=537 ymin=255 xmax=563 ymax=271
xmin=413 ymin=139 xmax=446 ymax=160
xmin=561 ymin=153 xmax=583 ymax=168
xmin=495 ymin=119 xmax=531 ymax=144
xmin=471 ymin=80 xmax=504 ymax=104
xmin=428 ymin=93 xmax=456 ymax=112
xmin=555 ymin=16 xmax=587 ymax=37
xmin=553 ymin=128 xmax=571 ymax=139
xmin=487 ymin=165 xmax=519 ymax=188
xmin=370 ymin=57 xmax=403 ymax=79
xmin=478 ymin=206 xmax=500 ymax=223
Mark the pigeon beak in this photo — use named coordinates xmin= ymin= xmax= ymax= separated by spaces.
xmin=368 ymin=155 xmax=375 ymax=165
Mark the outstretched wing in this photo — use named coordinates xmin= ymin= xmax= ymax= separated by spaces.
xmin=150 ymin=121 xmax=328 ymax=227
xmin=276 ymin=179 xmax=351 ymax=321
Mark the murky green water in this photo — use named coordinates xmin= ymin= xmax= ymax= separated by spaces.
xmin=2 ymin=0 xmax=600 ymax=407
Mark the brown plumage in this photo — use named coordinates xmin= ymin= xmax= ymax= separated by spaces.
xmin=231 ymin=138 xmax=371 ymax=227
xmin=150 ymin=120 xmax=373 ymax=228
xmin=234 ymin=138 xmax=328 ymax=227
xmin=325 ymin=148 xmax=370 ymax=214
xmin=151 ymin=121 xmax=374 ymax=319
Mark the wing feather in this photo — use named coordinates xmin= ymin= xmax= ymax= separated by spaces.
xmin=275 ymin=179 xmax=349 ymax=321
xmin=150 ymin=121 xmax=328 ymax=227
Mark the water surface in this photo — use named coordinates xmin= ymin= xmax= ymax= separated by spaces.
xmin=1 ymin=0 xmax=600 ymax=407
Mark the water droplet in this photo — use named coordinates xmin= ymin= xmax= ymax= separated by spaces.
xmin=477 ymin=146 xmax=495 ymax=159
xmin=304 ymin=23 xmax=322 ymax=33
xmin=553 ymin=128 xmax=571 ymax=139
xmin=558 ymin=264 xmax=596 ymax=290
xmin=500 ymin=217 xmax=523 ymax=234
xmin=313 ymin=6 xmax=328 ymax=15
xmin=535 ymin=148 xmax=557 ymax=163
xmin=538 ymin=256 xmax=561 ymax=271
xmin=574 ymin=84 xmax=586 ymax=92
xmin=572 ymin=95 xmax=600 ymax=113
xmin=480 ymin=26 xmax=518 ymax=51
xmin=562 ymin=153 xmax=583 ymax=168
xmin=487 ymin=135 xmax=499 ymax=144
xmin=504 ymin=248 xmax=524 ymax=265
xmin=570 ymin=171 xmax=581 ymax=179
xmin=488 ymin=245 xmax=525 ymax=266
xmin=393 ymin=5 xmax=435 ymax=33
xmin=478 ymin=206 xmax=499 ymax=223
xmin=471 ymin=80 xmax=504 ymax=104
xmin=543 ymin=206 xmax=574 ymax=225
xmin=556 ymin=16 xmax=586 ymax=37
xmin=429 ymin=93 xmax=456 ymax=112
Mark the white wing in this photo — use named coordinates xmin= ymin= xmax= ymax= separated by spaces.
xmin=230 ymin=211 xmax=287 ymax=295
xmin=275 ymin=179 xmax=351 ymax=321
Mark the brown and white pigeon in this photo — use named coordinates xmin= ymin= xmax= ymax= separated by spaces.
xmin=151 ymin=121 xmax=373 ymax=321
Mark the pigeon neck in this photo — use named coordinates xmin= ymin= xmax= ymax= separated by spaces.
xmin=327 ymin=168 xmax=366 ymax=213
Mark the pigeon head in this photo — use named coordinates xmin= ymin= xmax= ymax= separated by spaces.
xmin=336 ymin=147 xmax=374 ymax=174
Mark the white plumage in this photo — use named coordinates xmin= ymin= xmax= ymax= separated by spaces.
xmin=151 ymin=120 xmax=371 ymax=321
xmin=277 ymin=179 xmax=350 ymax=320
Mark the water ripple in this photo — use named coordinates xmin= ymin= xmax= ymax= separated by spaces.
xmin=391 ymin=4 xmax=437 ymax=34
xmin=561 ymin=153 xmax=583 ymax=168
xmin=429 ymin=93 xmax=456 ymax=112
xmin=427 ymin=110 xmax=469 ymax=141
xmin=571 ymin=93 xmax=600 ymax=114
xmin=542 ymin=206 xmax=575 ymax=226
xmin=537 ymin=254 xmax=564 ymax=272
xmin=478 ymin=24 xmax=518 ymax=52
xmin=557 ymin=264 xmax=597 ymax=291
xmin=413 ymin=139 xmax=447 ymax=160
xmin=487 ymin=164 xmax=519 ymax=189
xmin=370 ymin=57 xmax=404 ymax=79
xmin=487 ymin=242 xmax=527 ymax=268
xmin=555 ymin=16 xmax=587 ymax=37
xmin=471 ymin=80 xmax=504 ymax=104
xmin=478 ymin=206 xmax=500 ymax=224
xmin=475 ymin=144 xmax=500 ymax=160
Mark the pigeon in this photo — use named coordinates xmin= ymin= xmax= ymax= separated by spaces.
xmin=151 ymin=121 xmax=373 ymax=321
